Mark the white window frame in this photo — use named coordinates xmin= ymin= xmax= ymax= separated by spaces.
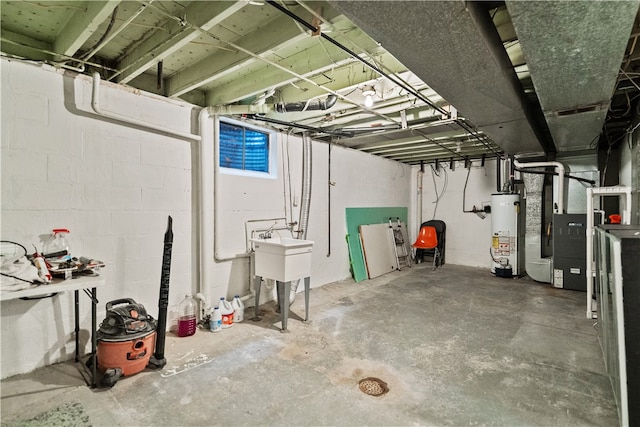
xmin=216 ymin=116 xmax=278 ymax=179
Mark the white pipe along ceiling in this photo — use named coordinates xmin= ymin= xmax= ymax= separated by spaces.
xmin=330 ymin=0 xmax=640 ymax=158
xmin=1 ymin=0 xmax=639 ymax=162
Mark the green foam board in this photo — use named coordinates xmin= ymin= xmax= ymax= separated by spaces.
xmin=345 ymin=207 xmax=408 ymax=282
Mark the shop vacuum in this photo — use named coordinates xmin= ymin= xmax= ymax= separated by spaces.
xmin=93 ymin=216 xmax=173 ymax=387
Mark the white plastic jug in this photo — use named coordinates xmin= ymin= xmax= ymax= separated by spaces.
xmin=210 ymin=306 xmax=222 ymax=332
xmin=219 ymin=297 xmax=234 ymax=328
xmin=232 ymin=295 xmax=245 ymax=323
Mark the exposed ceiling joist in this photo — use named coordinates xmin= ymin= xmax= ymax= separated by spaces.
xmin=1 ymin=0 xmax=636 ymax=165
xmin=330 ymin=0 xmax=551 ymax=156
xmin=115 ymin=1 xmax=247 ymax=84
xmin=53 ymin=1 xmax=121 ymax=60
xmin=204 ymin=24 xmax=381 ymax=105
xmin=0 ymin=29 xmax=52 ymax=60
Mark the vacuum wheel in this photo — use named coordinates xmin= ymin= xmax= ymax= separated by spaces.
xmin=101 ymin=368 xmax=123 ymax=388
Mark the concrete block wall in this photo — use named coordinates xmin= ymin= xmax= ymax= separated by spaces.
xmin=0 ymin=58 xmax=413 ymax=378
xmin=1 ymin=59 xmax=196 ymax=378
xmin=413 ymin=160 xmax=497 ymax=268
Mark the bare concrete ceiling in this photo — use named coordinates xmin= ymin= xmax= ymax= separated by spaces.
xmin=2 ymin=0 xmax=639 ymax=165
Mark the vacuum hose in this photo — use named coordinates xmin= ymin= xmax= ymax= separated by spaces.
xmin=148 ymin=215 xmax=173 ymax=369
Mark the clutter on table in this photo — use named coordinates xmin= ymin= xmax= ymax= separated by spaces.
xmin=0 ymin=228 xmax=105 ymax=293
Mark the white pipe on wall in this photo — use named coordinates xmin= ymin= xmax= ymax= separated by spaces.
xmin=513 ymin=160 xmax=565 ymax=213
xmin=585 ymin=186 xmax=632 ymax=319
xmin=91 ymin=73 xmax=201 ymax=142
xmin=91 ymin=76 xmax=258 ymax=313
xmin=199 ymin=107 xmax=215 ymax=306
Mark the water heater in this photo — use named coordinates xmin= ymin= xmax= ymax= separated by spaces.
xmin=491 ymin=193 xmax=524 ymax=277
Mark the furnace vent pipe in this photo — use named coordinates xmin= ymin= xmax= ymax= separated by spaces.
xmin=513 ymin=160 xmax=565 ymax=214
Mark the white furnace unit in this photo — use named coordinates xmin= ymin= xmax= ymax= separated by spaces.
xmin=491 ymin=193 xmax=524 ymax=277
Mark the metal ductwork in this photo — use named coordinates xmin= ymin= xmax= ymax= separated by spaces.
xmin=507 ymin=0 xmax=640 ymax=153
xmin=275 ymin=94 xmax=338 ymax=113
xmin=330 ymin=1 xmax=551 ymax=156
xmin=212 ymin=94 xmax=338 ymax=115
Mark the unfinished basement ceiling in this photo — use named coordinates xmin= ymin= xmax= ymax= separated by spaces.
xmin=1 ymin=1 xmax=639 ymax=165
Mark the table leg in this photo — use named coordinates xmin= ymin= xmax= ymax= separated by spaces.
xmin=304 ymin=277 xmax=310 ymax=322
xmin=74 ymin=290 xmax=79 ymax=362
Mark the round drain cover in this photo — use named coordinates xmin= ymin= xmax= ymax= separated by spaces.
xmin=358 ymin=377 xmax=389 ymax=396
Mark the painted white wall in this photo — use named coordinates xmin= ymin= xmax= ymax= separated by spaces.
xmin=411 ymin=159 xmax=497 ymax=268
xmin=0 ymin=58 xmax=412 ymax=378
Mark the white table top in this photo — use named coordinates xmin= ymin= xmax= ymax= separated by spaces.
xmin=0 ymin=275 xmax=105 ymax=301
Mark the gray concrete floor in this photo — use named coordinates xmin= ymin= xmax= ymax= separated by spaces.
xmin=1 ymin=264 xmax=617 ymax=426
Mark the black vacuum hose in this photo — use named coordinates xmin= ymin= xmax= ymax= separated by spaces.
xmin=149 ymin=215 xmax=173 ymax=369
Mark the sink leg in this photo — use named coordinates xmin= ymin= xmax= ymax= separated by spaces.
xmin=278 ymin=280 xmax=291 ymax=332
xmin=304 ymin=276 xmax=311 ymax=323
xmin=252 ymin=276 xmax=262 ymax=321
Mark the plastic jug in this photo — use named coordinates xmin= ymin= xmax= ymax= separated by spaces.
xmin=232 ymin=295 xmax=245 ymax=323
xmin=219 ymin=297 xmax=234 ymax=328
xmin=177 ymin=295 xmax=197 ymax=337
xmin=43 ymin=228 xmax=72 ymax=263
xmin=210 ymin=306 xmax=222 ymax=332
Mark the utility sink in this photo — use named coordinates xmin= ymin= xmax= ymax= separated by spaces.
xmin=251 ymin=237 xmax=314 ymax=282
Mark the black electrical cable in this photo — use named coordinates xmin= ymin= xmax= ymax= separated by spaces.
xmin=462 ymin=165 xmax=476 ymax=213
xmin=244 ymin=114 xmax=354 ymax=138
xmin=266 ymin=2 xmax=447 ymax=113
xmin=0 ymin=272 xmax=37 ymax=284
xmin=80 ymin=6 xmax=119 ymax=60
xmin=514 ymin=168 xmax=596 ymax=186
xmin=266 ymin=0 xmax=502 ymax=157
xmin=0 ymin=240 xmax=28 ymax=257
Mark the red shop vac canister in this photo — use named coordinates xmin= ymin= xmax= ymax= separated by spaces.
xmin=97 ymin=298 xmax=157 ymax=386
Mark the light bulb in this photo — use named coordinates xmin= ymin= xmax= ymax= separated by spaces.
xmin=364 ymin=94 xmax=374 ymax=108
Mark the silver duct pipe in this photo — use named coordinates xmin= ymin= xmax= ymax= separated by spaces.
xmin=287 ymin=132 xmax=313 ymax=300
xmin=275 ymin=95 xmax=337 ymax=113
xmin=521 ymin=173 xmax=552 ymax=283
xmin=211 ymin=94 xmax=338 ymax=116
xmin=298 ymin=132 xmax=313 ymax=240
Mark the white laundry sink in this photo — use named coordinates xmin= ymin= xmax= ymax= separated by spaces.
xmin=251 ymin=237 xmax=314 ymax=282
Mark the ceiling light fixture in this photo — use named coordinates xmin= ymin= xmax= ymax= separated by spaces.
xmin=362 ymin=85 xmax=376 ymax=108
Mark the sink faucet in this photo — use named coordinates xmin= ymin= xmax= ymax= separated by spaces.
xmin=259 ymin=223 xmax=277 ymax=239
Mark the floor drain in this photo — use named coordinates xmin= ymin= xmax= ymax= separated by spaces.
xmin=358 ymin=377 xmax=389 ymax=396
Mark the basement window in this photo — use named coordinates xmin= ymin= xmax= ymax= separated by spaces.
xmin=218 ymin=117 xmax=277 ymax=178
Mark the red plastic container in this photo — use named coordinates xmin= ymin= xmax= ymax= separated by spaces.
xmin=609 ymin=214 xmax=622 ymax=224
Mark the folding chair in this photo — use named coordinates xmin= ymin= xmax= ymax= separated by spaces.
xmin=412 ymin=225 xmax=441 ymax=270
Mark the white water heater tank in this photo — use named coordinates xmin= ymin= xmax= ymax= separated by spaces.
xmin=491 ymin=193 xmax=523 ymax=276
